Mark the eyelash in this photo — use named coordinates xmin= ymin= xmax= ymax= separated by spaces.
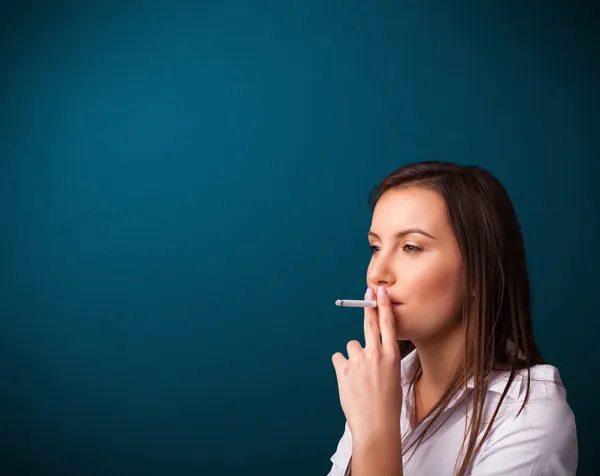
xmin=369 ymin=244 xmax=422 ymax=254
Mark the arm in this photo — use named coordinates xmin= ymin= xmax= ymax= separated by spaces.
xmin=330 ymin=286 xmax=403 ymax=476
xmin=352 ymin=428 xmax=403 ymax=476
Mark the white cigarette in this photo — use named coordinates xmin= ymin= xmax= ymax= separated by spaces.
xmin=335 ymin=299 xmax=377 ymax=308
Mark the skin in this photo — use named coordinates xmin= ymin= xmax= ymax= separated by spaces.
xmin=332 ymin=285 xmax=403 ymax=476
xmin=368 ymin=186 xmax=467 ymax=423
xmin=367 ymin=186 xmax=465 ymax=346
xmin=332 ymin=186 xmax=468 ymax=474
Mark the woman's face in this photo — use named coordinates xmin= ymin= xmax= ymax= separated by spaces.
xmin=367 ymin=186 xmax=466 ymax=343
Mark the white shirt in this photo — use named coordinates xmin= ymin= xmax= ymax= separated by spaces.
xmin=327 ymin=349 xmax=578 ymax=475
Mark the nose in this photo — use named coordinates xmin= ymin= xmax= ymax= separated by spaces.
xmin=367 ymin=257 xmax=395 ymax=289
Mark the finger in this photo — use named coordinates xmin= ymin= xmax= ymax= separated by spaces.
xmin=363 ymin=287 xmax=380 ymax=349
xmin=331 ymin=352 xmax=347 ymax=375
xmin=376 ymin=285 xmax=399 ymax=355
xmin=346 ymin=340 xmax=363 ymax=359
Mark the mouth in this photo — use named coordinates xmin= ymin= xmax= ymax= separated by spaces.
xmin=391 ymin=302 xmax=402 ymax=308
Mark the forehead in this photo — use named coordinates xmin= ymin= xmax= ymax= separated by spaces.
xmin=371 ymin=186 xmax=449 ymax=233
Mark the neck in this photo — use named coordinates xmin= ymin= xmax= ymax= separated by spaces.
xmin=413 ymin=324 xmax=465 ymax=397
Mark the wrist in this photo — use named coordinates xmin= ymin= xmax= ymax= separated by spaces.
xmin=352 ymin=429 xmax=403 ymax=476
xmin=352 ymin=425 xmax=402 ymax=454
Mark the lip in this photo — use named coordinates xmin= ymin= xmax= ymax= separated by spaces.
xmin=391 ymin=302 xmax=402 ymax=307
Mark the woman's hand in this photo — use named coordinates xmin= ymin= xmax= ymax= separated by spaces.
xmin=332 ymin=286 xmax=403 ymax=450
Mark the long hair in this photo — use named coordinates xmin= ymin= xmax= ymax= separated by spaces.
xmin=344 ymin=161 xmax=544 ymax=476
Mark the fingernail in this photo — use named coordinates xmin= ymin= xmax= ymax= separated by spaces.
xmin=377 ymin=285 xmax=386 ymax=298
xmin=366 ymin=288 xmax=375 ymax=299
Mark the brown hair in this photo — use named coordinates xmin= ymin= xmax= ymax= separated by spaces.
xmin=344 ymin=161 xmax=544 ymax=476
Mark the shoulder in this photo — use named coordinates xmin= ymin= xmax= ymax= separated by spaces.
xmin=472 ymin=364 xmax=578 ymax=475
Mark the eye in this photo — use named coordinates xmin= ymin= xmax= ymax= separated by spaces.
xmin=403 ymin=244 xmax=422 ymax=253
xmin=369 ymin=245 xmax=380 ymax=254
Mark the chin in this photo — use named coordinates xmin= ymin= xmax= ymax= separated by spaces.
xmin=393 ymin=320 xmax=419 ymax=343
xmin=395 ymin=331 xmax=411 ymax=342
xmin=393 ymin=322 xmax=411 ymax=342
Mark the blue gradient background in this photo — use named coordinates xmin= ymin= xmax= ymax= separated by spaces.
xmin=1 ymin=1 xmax=598 ymax=475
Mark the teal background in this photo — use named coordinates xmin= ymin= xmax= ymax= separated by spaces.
xmin=1 ymin=1 xmax=598 ymax=475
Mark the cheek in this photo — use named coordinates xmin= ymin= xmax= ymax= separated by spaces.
xmin=403 ymin=259 xmax=465 ymax=322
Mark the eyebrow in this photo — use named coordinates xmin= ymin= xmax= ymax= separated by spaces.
xmin=368 ymin=229 xmax=436 ymax=240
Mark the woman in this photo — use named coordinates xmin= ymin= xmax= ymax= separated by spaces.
xmin=328 ymin=161 xmax=578 ymax=476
